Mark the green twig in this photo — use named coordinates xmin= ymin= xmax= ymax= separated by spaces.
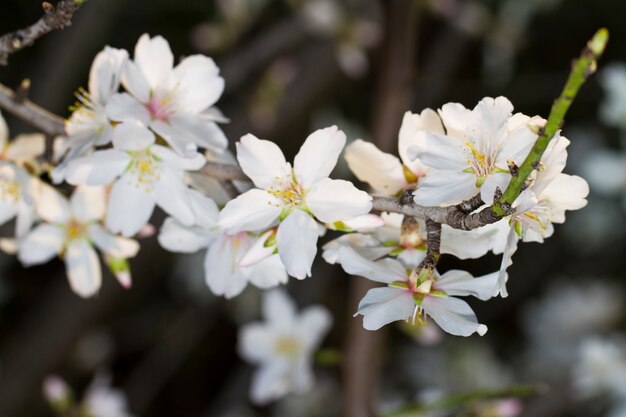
xmin=382 ymin=384 xmax=547 ymax=417
xmin=491 ymin=28 xmax=609 ymax=216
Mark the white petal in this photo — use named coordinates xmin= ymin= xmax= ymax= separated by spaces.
xmin=398 ymin=109 xmax=442 ymax=173
xmin=542 ymin=174 xmax=589 ymax=216
xmin=65 ymin=149 xmax=130 ymax=186
xmin=293 ymin=126 xmax=346 ymax=189
xmin=422 ymin=296 xmax=487 ymax=336
xmin=149 ymin=120 xmax=197 ymax=156
xmin=276 ymin=210 xmax=318 ymax=279
xmin=188 ymin=188 xmax=220 ymax=229
xmin=134 ymin=34 xmax=174 ymax=89
xmin=170 ymin=55 xmax=224 ymax=113
xmin=120 ymin=59 xmax=151 ymax=103
xmin=337 ymin=246 xmax=405 ymax=283
xmin=438 ymin=102 xmax=472 ymax=138
xmin=344 ymin=139 xmax=407 ymax=195
xmin=356 ymin=287 xmax=415 ymax=330
xmin=468 ymin=96 xmax=513 ymax=149
xmin=150 ymin=145 xmax=205 ymax=171
xmin=88 ymin=224 xmax=140 ymax=258
xmin=153 ymin=166 xmax=196 ymax=226
xmin=306 ymin=178 xmax=372 ymax=223
xmin=65 ymin=240 xmax=102 ymax=298
xmin=247 ymin=254 xmax=288 ymax=289
xmin=106 ymin=174 xmax=156 ymax=237
xmin=89 ymin=46 xmax=128 ymax=105
xmin=413 ymin=170 xmax=477 ymax=206
xmin=157 ymin=217 xmax=213 ymax=253
xmin=440 ymin=223 xmax=503 ymax=259
xmin=436 ymin=270 xmax=498 ymax=301
xmin=166 ymin=114 xmax=227 ymax=152
xmin=18 ymin=224 xmax=64 ymax=265
xmin=0 ymin=112 xmax=7 ymax=148
xmin=112 ymin=120 xmax=155 ymax=151
xmin=238 ymin=322 xmax=279 ymax=363
xmin=204 ymin=233 xmax=248 ymax=298
xmin=417 ymin=131 xmax=467 ymax=171
xmin=480 ymin=173 xmax=511 ymax=205
xmin=296 ymin=306 xmax=332 ymax=347
xmin=249 ymin=361 xmax=292 ymax=405
xmin=218 ymin=189 xmax=282 ymax=233
xmin=236 ymin=134 xmax=290 ymax=189
xmin=35 ymin=183 xmax=71 ymax=223
xmin=262 ymin=288 xmax=297 ymax=327
xmin=71 ymin=186 xmax=106 ymax=222
xmin=0 ymin=197 xmax=18 ymax=226
xmin=6 ymin=133 xmax=45 ymax=162
xmin=105 ymin=92 xmax=150 ymax=124
xmin=497 ymin=225 xmax=519 ymax=298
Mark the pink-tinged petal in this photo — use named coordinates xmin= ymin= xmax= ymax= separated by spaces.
xmin=64 ymin=239 xmax=102 ymax=298
xmin=435 ymin=270 xmax=498 ymax=301
xmin=293 ymin=126 xmax=346 ymax=189
xmin=344 ymin=139 xmax=407 ymax=195
xmin=35 ymin=183 xmax=71 ymax=224
xmin=337 ymin=246 xmax=405 ymax=283
xmin=246 ymin=254 xmax=288 ymax=289
xmin=235 ymin=134 xmax=290 ymax=189
xmin=170 ymin=55 xmax=224 ymax=113
xmin=276 ymin=210 xmax=318 ymax=279
xmin=438 ymin=102 xmax=472 ymax=138
xmin=105 ymin=92 xmax=150 ymax=124
xmin=398 ymin=109 xmax=442 ymax=173
xmin=413 ymin=170 xmax=477 ymax=206
xmin=306 ymin=178 xmax=372 ymax=223
xmin=158 ymin=217 xmax=212 ymax=253
xmin=18 ymin=224 xmax=64 ymax=265
xmin=120 ymin=61 xmax=150 ymax=103
xmin=87 ymin=224 xmax=140 ymax=258
xmin=65 ymin=149 xmax=130 ymax=186
xmin=218 ymin=189 xmax=282 ymax=233
xmin=166 ymin=114 xmax=227 ymax=152
xmin=204 ymin=233 xmax=248 ymax=298
xmin=356 ymin=287 xmax=415 ymax=330
xmin=112 ymin=120 xmax=155 ymax=151
xmin=106 ymin=173 xmax=156 ymax=237
xmin=134 ymin=34 xmax=174 ymax=89
xmin=422 ymin=296 xmax=487 ymax=336
xmin=89 ymin=46 xmax=128 ymax=105
xmin=154 ymin=166 xmax=195 ymax=226
xmin=71 ymin=186 xmax=106 ymax=222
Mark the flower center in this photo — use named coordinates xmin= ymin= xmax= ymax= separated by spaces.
xmin=147 ymin=93 xmax=175 ymax=122
xmin=0 ymin=178 xmax=20 ymax=203
xmin=463 ymin=141 xmax=504 ymax=186
xmin=267 ymin=174 xmax=306 ymax=208
xmin=66 ymin=219 xmax=86 ymax=241
xmin=515 ymin=201 xmax=551 ymax=236
xmin=128 ymin=150 xmax=160 ymax=191
xmin=274 ymin=336 xmax=301 ymax=357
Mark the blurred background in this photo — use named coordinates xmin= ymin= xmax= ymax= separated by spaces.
xmin=0 ymin=0 xmax=625 ymax=416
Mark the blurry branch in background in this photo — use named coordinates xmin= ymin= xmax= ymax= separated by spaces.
xmin=382 ymin=384 xmax=548 ymax=417
xmin=0 ymin=0 xmax=85 ymax=65
xmin=0 ymin=82 xmax=65 ymax=136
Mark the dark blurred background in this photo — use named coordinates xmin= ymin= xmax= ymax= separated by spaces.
xmin=0 ymin=1 xmax=625 ymax=416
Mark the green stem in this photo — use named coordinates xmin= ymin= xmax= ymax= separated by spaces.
xmin=491 ymin=28 xmax=609 ymax=217
xmin=382 ymin=384 xmax=546 ymax=417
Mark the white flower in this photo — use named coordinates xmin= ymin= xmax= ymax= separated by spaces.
xmin=343 ymin=110 xmax=436 ymax=196
xmin=218 ymin=126 xmax=372 ymax=279
xmin=157 ymin=189 xmax=288 ymax=298
xmin=238 ymin=289 xmax=332 ymax=405
xmin=52 ymin=46 xmax=128 ymax=183
xmin=0 ymin=111 xmax=45 ymax=165
xmin=64 ymin=120 xmax=205 ymax=237
xmin=496 ymin=135 xmax=589 ymax=296
xmin=336 ymin=246 xmax=497 ymax=335
xmin=410 ymin=97 xmax=538 ymax=206
xmin=17 ymin=185 xmax=139 ymax=297
xmin=83 ymin=373 xmax=134 ymax=417
xmin=0 ymin=163 xmax=37 ymax=245
xmin=107 ymin=33 xmax=227 ymax=156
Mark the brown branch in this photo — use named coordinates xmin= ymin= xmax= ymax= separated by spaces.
xmin=0 ymin=0 xmax=84 ymax=65
xmin=421 ymin=219 xmax=441 ymax=270
xmin=197 ymin=161 xmax=249 ymax=182
xmin=0 ymin=83 xmax=65 ymax=136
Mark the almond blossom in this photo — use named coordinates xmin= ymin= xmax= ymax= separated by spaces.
xmin=106 ymin=33 xmax=227 ymax=156
xmin=344 ymin=109 xmax=435 ymax=196
xmin=238 ymin=289 xmax=331 ymax=404
xmin=336 ymin=246 xmax=498 ymax=335
xmin=157 ymin=189 xmax=288 ymax=298
xmin=410 ymin=96 xmax=539 ymax=206
xmin=17 ymin=185 xmax=139 ymax=297
xmin=52 ymin=46 xmax=128 ymax=183
xmin=496 ymin=134 xmax=589 ymax=296
xmin=218 ymin=126 xmax=372 ymax=279
xmin=64 ymin=120 xmax=205 ymax=237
